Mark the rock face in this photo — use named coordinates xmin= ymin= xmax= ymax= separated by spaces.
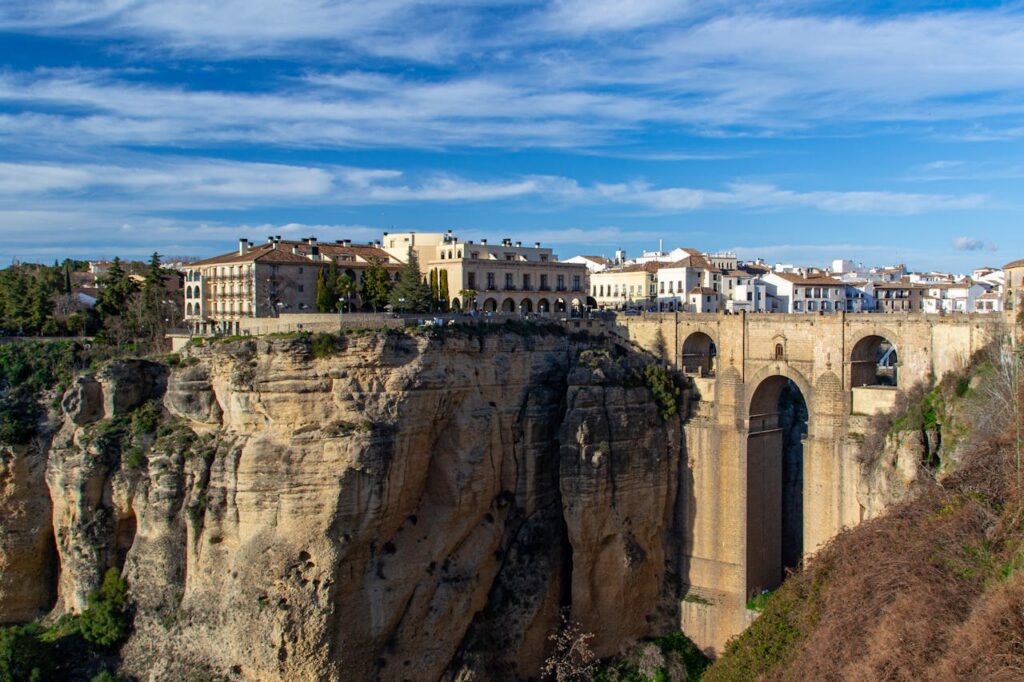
xmin=3 ymin=331 xmax=686 ymax=681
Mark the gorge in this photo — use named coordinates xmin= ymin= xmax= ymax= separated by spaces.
xmin=0 ymin=315 xmax=1000 ymax=680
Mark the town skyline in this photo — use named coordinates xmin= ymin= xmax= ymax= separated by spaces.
xmin=2 ymin=1 xmax=1023 ymax=269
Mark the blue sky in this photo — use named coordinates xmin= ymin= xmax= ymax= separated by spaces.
xmin=0 ymin=1 xmax=1022 ymax=271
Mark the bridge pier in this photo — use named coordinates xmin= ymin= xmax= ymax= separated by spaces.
xmin=607 ymin=311 xmax=1000 ymax=655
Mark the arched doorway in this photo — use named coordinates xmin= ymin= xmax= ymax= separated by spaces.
xmin=555 ymin=298 xmax=566 ymax=313
xmin=747 ymin=375 xmax=808 ymax=597
xmin=537 ymin=298 xmax=550 ymax=313
xmin=851 ymin=335 xmax=898 ymax=387
xmin=501 ymin=298 xmax=516 ymax=313
xmin=520 ymin=299 xmax=533 ymax=314
xmin=681 ymin=332 xmax=717 ymax=376
xmin=483 ymin=298 xmax=498 ymax=312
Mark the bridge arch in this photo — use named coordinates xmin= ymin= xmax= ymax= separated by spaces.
xmin=745 ymin=371 xmax=810 ymax=598
xmin=850 ymin=332 xmax=899 ymax=387
xmin=680 ymin=329 xmax=719 ymax=377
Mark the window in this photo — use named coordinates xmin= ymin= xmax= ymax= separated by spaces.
xmin=775 ymin=343 xmax=784 ymax=360
xmin=747 ymin=292 xmax=753 ymax=301
xmin=467 ymin=272 xmax=476 ymax=289
xmin=557 ymin=275 xmax=565 ymax=291
xmin=540 ymin=274 xmax=549 ymax=290
xmin=486 ymin=272 xmax=495 ymax=290
xmin=298 ymin=267 xmax=303 ymax=274
xmin=505 ymin=273 xmax=514 ymax=289
xmin=523 ymin=274 xmax=531 ymax=290
xmin=572 ymin=275 xmax=581 ymax=292
xmin=298 ymin=285 xmax=304 ymax=293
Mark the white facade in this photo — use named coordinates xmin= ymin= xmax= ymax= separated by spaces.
xmin=763 ymin=273 xmax=848 ymax=313
xmin=656 ymin=265 xmax=704 ymax=311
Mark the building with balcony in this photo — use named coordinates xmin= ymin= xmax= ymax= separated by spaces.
xmin=183 ymin=236 xmax=401 ymax=334
xmin=382 ymin=231 xmax=590 ymax=314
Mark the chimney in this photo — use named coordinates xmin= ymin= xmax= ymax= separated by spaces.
xmin=239 ymin=238 xmax=249 ymax=256
xmin=309 ymin=236 xmax=318 ymax=247
xmin=534 ymin=242 xmax=540 ymax=248
xmin=311 ymin=245 xmax=320 ymax=258
xmin=267 ymin=236 xmax=274 ymax=244
xmin=480 ymin=238 xmax=487 ymax=245
xmin=515 ymin=241 xmax=522 ymax=248
xmin=275 ymin=235 xmax=282 ymax=242
xmin=292 ymin=245 xmax=300 ymax=255
xmin=342 ymin=239 xmax=351 ymax=247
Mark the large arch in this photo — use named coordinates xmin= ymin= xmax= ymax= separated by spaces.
xmin=520 ymin=298 xmax=533 ymax=314
xmin=501 ymin=298 xmax=516 ymax=313
xmin=482 ymin=297 xmax=498 ymax=312
xmin=850 ymin=334 xmax=899 ymax=387
xmin=537 ymin=298 xmax=551 ymax=313
xmin=746 ymin=374 xmax=809 ymax=598
xmin=681 ymin=331 xmax=718 ymax=376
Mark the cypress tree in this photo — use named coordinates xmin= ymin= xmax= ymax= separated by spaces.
xmin=439 ymin=270 xmax=450 ymax=312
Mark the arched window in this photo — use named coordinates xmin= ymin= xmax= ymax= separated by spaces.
xmin=775 ymin=343 xmax=785 ymax=360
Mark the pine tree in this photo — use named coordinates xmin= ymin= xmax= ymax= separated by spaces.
xmin=389 ymin=248 xmax=432 ymax=313
xmin=96 ymin=257 xmax=138 ymax=320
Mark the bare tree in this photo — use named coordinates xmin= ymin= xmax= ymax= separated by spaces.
xmin=542 ymin=612 xmax=597 ymax=682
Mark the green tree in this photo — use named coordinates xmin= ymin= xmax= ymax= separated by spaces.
xmin=79 ymin=568 xmax=130 ymax=649
xmin=389 ymin=248 xmax=432 ymax=313
xmin=63 ymin=264 xmax=72 ymax=295
xmin=96 ymin=258 xmax=138 ymax=321
xmin=0 ymin=623 xmax=51 ymax=682
xmin=360 ymin=259 xmax=393 ymax=312
xmin=429 ymin=269 xmax=439 ymax=312
xmin=439 ymin=270 xmax=450 ymax=312
xmin=459 ymin=288 xmax=478 ymax=311
xmin=336 ymin=274 xmax=357 ymax=312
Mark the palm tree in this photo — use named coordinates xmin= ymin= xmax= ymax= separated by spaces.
xmin=336 ymin=274 xmax=357 ymax=313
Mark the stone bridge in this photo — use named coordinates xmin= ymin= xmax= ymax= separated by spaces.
xmin=600 ymin=311 xmax=1003 ymax=654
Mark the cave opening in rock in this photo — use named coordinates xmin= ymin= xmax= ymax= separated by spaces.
xmin=114 ymin=510 xmax=137 ymax=570
xmin=746 ymin=376 xmax=808 ymax=598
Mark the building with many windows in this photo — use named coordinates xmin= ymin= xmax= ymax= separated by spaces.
xmin=183 ymin=236 xmax=401 ymax=334
xmin=591 ymin=262 xmax=661 ymax=310
xmin=381 ymin=231 xmax=590 ymax=314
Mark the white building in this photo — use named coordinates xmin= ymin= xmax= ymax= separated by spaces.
xmin=763 ymin=272 xmax=849 ymax=313
xmin=564 ymin=255 xmax=613 ymax=273
xmin=921 ymin=282 xmax=988 ymax=314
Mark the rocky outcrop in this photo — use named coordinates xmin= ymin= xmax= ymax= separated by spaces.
xmin=0 ymin=442 xmax=57 ymax=624
xmin=3 ymin=330 xmax=687 ymax=681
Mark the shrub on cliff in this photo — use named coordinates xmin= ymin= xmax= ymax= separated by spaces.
xmin=0 ymin=623 xmax=52 ymax=682
xmin=645 ymin=364 xmax=681 ymax=421
xmin=79 ymin=569 xmax=130 ymax=649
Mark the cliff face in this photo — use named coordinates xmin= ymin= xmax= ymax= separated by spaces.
xmin=7 ymin=330 xmax=685 ymax=681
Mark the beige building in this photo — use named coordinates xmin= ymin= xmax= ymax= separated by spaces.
xmin=183 ymin=236 xmax=401 ymax=334
xmin=872 ymin=281 xmax=926 ymax=313
xmin=382 ymin=231 xmax=590 ymax=313
xmin=1004 ymin=259 xmax=1024 ymax=320
xmin=590 ymin=262 xmax=662 ymax=310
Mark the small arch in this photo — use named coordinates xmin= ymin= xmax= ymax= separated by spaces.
xmin=851 ymin=334 xmax=899 ymax=387
xmin=681 ymin=331 xmax=717 ymax=376
xmin=520 ymin=299 xmax=533 ymax=314
xmin=586 ymin=296 xmax=597 ymax=309
xmin=483 ymin=297 xmax=498 ymax=312
xmin=186 ymin=302 xmax=194 ymax=316
xmin=775 ymin=343 xmax=785 ymax=360
xmin=501 ymin=298 xmax=516 ymax=313
xmin=537 ymin=298 xmax=550 ymax=313
xmin=555 ymin=298 xmax=566 ymax=313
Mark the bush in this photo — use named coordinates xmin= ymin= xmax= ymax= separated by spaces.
xmin=79 ymin=569 xmax=130 ymax=649
xmin=310 ymin=333 xmax=343 ymax=359
xmin=645 ymin=364 xmax=681 ymax=421
xmin=0 ymin=624 xmax=52 ymax=682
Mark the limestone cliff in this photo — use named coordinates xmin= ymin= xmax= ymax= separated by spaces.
xmin=5 ymin=329 xmax=687 ymax=681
